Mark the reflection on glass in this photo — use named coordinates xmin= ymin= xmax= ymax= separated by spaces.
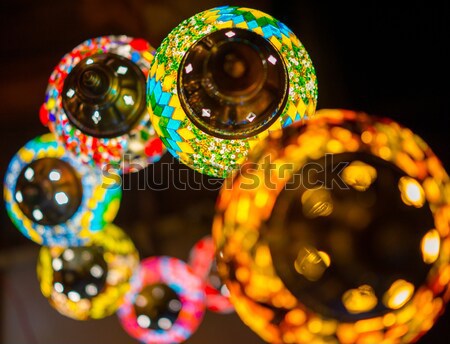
xmin=118 ymin=257 xmax=205 ymax=344
xmin=342 ymin=160 xmax=377 ymax=191
xmin=342 ymin=285 xmax=378 ymax=314
xmin=134 ymin=284 xmax=181 ymax=331
xmin=421 ymin=229 xmax=441 ymax=264
xmin=294 ymin=247 xmax=330 ymax=282
xmin=15 ymin=157 xmax=82 ymax=226
xmin=383 ymin=280 xmax=414 ymax=309
xmin=4 ymin=133 xmax=122 ymax=247
xmin=62 ymin=53 xmax=147 ymax=138
xmin=37 ymin=224 xmax=139 ymax=320
xmin=179 ymin=28 xmax=288 ymax=140
xmin=301 ymin=188 xmax=334 ymax=218
xmin=45 ymin=246 xmax=108 ymax=309
xmin=399 ymin=177 xmax=425 ymax=208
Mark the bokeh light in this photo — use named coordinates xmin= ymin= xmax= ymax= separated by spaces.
xmin=189 ymin=236 xmax=234 ymax=314
xmin=213 ymin=109 xmax=450 ymax=343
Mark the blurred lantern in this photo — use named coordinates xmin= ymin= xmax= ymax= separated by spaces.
xmin=3 ymin=134 xmax=121 ymax=246
xmin=118 ymin=256 xmax=205 ymax=344
xmin=189 ymin=236 xmax=234 ymax=314
xmin=37 ymin=224 xmax=139 ymax=320
xmin=42 ymin=35 xmax=165 ymax=173
xmin=147 ymin=6 xmax=317 ymax=178
xmin=213 ymin=109 xmax=450 ymax=343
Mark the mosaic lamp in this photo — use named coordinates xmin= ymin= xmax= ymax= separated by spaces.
xmin=148 ymin=6 xmax=317 ymax=178
xmin=4 ymin=133 xmax=121 ymax=247
xmin=42 ymin=35 xmax=165 ymax=173
xmin=37 ymin=224 xmax=139 ymax=320
xmin=213 ymin=109 xmax=450 ymax=343
xmin=118 ymin=256 xmax=206 ymax=344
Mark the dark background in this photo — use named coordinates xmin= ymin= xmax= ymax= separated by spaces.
xmin=0 ymin=0 xmax=449 ymax=343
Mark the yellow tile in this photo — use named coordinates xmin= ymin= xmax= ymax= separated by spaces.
xmin=267 ymin=120 xmax=282 ymax=132
xmin=29 ymin=228 xmax=43 ymax=245
xmin=169 ymin=95 xmax=180 ymax=108
xmin=103 ymin=198 xmax=120 ymax=223
xmin=291 ymin=35 xmax=301 ymax=48
xmin=243 ymin=8 xmax=266 ymax=19
xmin=150 ymin=115 xmax=164 ymax=137
xmin=307 ymin=100 xmax=317 ymax=117
xmin=81 ymin=211 xmax=93 ymax=228
xmin=93 ymin=187 xmax=106 ymax=201
xmin=172 ymin=107 xmax=187 ymax=121
xmin=177 ymin=141 xmax=195 ymax=154
xmin=282 ymin=34 xmax=293 ymax=49
xmin=150 ymin=59 xmax=159 ymax=77
xmin=287 ymin=103 xmax=297 ymax=120
xmin=178 ymin=128 xmax=196 ymax=141
xmin=19 ymin=149 xmax=35 ymax=163
xmin=156 ymin=64 xmax=166 ymax=81
xmin=41 ymin=133 xmax=55 ymax=142
xmin=4 ymin=188 xmax=11 ymax=202
xmin=247 ymin=138 xmax=260 ymax=150
xmin=162 ymin=75 xmax=175 ymax=92
xmin=269 ymin=36 xmax=282 ymax=51
xmin=205 ymin=15 xmax=220 ymax=24
xmin=296 ymin=99 xmax=307 ymax=115
xmin=253 ymin=27 xmax=264 ymax=36
xmin=236 ymin=21 xmax=249 ymax=29
xmin=143 ymin=51 xmax=154 ymax=64
xmin=46 ymin=98 xmax=55 ymax=110
xmin=216 ymin=20 xmax=233 ymax=30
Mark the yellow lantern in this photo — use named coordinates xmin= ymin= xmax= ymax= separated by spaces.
xmin=37 ymin=223 xmax=139 ymax=320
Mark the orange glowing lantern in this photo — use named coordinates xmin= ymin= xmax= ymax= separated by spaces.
xmin=214 ymin=109 xmax=450 ymax=343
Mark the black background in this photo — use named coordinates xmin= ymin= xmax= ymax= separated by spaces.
xmin=0 ymin=0 xmax=449 ymax=343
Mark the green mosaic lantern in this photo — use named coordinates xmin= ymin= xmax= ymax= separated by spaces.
xmin=147 ymin=6 xmax=318 ymax=178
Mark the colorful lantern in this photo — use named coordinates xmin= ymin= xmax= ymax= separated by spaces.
xmin=148 ymin=6 xmax=317 ymax=177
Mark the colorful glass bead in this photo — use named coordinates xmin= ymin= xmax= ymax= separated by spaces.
xmin=148 ymin=6 xmax=317 ymax=178
xmin=213 ymin=109 xmax=450 ymax=343
xmin=189 ymin=236 xmax=234 ymax=314
xmin=118 ymin=256 xmax=205 ymax=344
xmin=37 ymin=224 xmax=139 ymax=320
xmin=43 ymin=35 xmax=165 ymax=173
xmin=3 ymin=133 xmax=121 ymax=246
